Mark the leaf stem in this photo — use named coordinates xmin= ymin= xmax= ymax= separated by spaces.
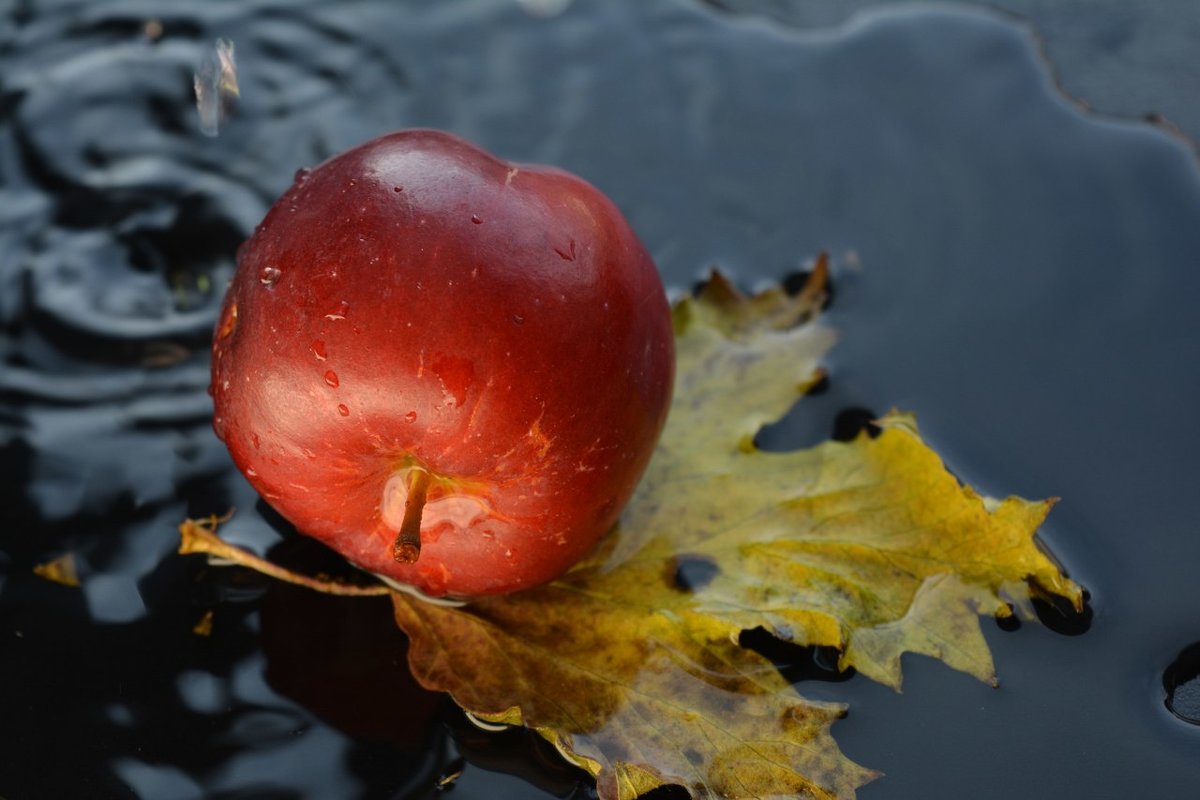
xmin=178 ymin=514 xmax=389 ymax=597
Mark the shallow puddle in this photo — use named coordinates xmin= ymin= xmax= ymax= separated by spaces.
xmin=2 ymin=1 xmax=1199 ymax=797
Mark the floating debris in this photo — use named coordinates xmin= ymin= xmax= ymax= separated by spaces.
xmin=192 ymin=609 xmax=214 ymax=637
xmin=435 ymin=757 xmax=465 ymax=790
xmin=33 ymin=553 xmax=81 ymax=587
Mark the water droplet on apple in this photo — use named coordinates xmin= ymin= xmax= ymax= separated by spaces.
xmin=246 ymin=467 xmax=257 ymax=477
xmin=404 ymin=411 xmax=417 ymax=423
xmin=325 ymin=300 xmax=349 ymax=321
xmin=337 ymin=404 xmax=350 ymax=417
xmin=471 ymin=214 xmax=483 ymax=224
xmin=393 ymin=185 xmax=403 ymax=193
xmin=259 ymin=265 xmax=281 ymax=286
xmin=251 ymin=433 xmax=260 ymax=449
xmin=311 ymin=340 xmax=327 ymax=360
xmin=511 ymin=314 xmax=525 ymax=325
xmin=293 ymin=167 xmax=311 ymax=183
xmin=324 ymin=370 xmax=339 ymax=388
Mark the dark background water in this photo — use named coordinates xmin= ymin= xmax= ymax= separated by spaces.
xmin=2 ymin=1 xmax=1199 ymax=797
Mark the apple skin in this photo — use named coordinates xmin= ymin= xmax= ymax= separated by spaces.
xmin=211 ymin=130 xmax=673 ymax=598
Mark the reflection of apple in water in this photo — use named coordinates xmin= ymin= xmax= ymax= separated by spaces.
xmin=211 ymin=130 xmax=674 ymax=597
xmin=258 ymin=539 xmax=443 ymax=752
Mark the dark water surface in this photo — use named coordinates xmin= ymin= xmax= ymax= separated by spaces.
xmin=3 ymin=1 xmax=1199 ymax=797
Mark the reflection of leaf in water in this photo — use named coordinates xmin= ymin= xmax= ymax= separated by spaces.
xmin=390 ymin=262 xmax=1083 ymax=799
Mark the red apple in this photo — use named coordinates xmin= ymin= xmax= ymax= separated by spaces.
xmin=211 ymin=130 xmax=674 ymax=598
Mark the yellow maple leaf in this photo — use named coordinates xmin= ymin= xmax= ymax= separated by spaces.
xmin=389 ymin=262 xmax=1083 ymax=799
xmin=182 ymin=259 xmax=1083 ymax=799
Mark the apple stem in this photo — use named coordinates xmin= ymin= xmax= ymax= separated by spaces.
xmin=392 ymin=467 xmax=429 ymax=564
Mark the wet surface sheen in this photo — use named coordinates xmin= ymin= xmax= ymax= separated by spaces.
xmin=3 ymin=1 xmax=1199 ymax=798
